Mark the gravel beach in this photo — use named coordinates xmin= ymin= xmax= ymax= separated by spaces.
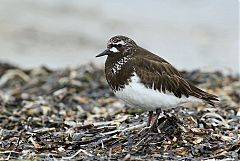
xmin=0 ymin=63 xmax=239 ymax=160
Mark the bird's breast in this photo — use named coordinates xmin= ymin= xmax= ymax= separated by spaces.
xmin=105 ymin=56 xmax=134 ymax=91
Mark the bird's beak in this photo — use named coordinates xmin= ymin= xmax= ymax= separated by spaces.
xmin=96 ymin=49 xmax=111 ymax=57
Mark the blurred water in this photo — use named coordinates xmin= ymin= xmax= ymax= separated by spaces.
xmin=0 ymin=0 xmax=238 ymax=73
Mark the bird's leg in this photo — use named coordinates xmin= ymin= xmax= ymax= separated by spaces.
xmin=137 ymin=111 xmax=153 ymax=137
xmin=150 ymin=108 xmax=162 ymax=130
xmin=136 ymin=109 xmax=162 ymax=143
xmin=147 ymin=111 xmax=153 ymax=127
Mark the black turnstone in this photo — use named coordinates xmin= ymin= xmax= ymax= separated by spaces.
xmin=96 ymin=35 xmax=218 ymax=127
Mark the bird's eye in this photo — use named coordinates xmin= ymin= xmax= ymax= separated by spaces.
xmin=116 ymin=44 xmax=122 ymax=48
xmin=109 ymin=43 xmax=123 ymax=49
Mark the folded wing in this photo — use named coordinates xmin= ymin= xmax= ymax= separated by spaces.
xmin=134 ymin=50 xmax=219 ymax=106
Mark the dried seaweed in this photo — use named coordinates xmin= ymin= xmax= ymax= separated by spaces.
xmin=0 ymin=62 xmax=239 ymax=160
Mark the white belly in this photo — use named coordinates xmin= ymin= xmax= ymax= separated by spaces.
xmin=114 ymin=73 xmax=202 ymax=111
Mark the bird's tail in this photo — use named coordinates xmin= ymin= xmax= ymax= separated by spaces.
xmin=190 ymin=84 xmax=219 ymax=106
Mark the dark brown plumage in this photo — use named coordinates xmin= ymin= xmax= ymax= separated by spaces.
xmin=102 ymin=40 xmax=218 ymax=106
xmin=134 ymin=46 xmax=219 ymax=106
xmin=96 ymin=35 xmax=219 ymax=127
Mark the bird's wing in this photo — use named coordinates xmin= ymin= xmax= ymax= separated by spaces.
xmin=134 ymin=50 xmax=218 ymax=105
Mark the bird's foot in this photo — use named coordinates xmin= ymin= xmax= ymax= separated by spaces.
xmin=135 ymin=117 xmax=160 ymax=145
xmin=136 ymin=114 xmax=182 ymax=145
xmin=135 ymin=121 xmax=160 ymax=146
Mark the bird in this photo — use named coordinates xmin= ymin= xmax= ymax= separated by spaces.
xmin=96 ymin=35 xmax=218 ymax=128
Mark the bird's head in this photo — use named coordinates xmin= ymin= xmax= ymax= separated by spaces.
xmin=96 ymin=35 xmax=137 ymax=58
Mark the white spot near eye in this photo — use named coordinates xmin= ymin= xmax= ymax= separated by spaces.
xmin=110 ymin=47 xmax=119 ymax=53
xmin=113 ymin=40 xmax=126 ymax=45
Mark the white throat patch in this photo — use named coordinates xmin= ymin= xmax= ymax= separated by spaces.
xmin=109 ymin=47 xmax=119 ymax=53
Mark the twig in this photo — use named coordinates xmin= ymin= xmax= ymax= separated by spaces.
xmin=202 ymin=151 xmax=228 ymax=160
xmin=108 ymin=148 xmax=112 ymax=161
xmin=62 ymin=149 xmax=93 ymax=160
xmin=0 ymin=151 xmax=20 ymax=161
xmin=0 ymin=151 xmax=20 ymax=154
